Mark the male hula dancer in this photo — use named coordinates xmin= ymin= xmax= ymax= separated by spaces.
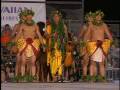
xmin=12 ymin=10 xmax=27 ymax=76
xmin=85 ymin=10 xmax=113 ymax=82
xmin=79 ymin=12 xmax=94 ymax=81
xmin=46 ymin=10 xmax=68 ymax=82
xmin=14 ymin=9 xmax=44 ymax=77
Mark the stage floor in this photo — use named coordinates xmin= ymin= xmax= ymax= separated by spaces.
xmin=1 ymin=81 xmax=119 ymax=90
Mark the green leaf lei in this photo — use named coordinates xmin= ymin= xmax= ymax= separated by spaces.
xmin=92 ymin=20 xmax=104 ymax=26
xmin=25 ymin=20 xmax=35 ymax=26
xmin=50 ymin=18 xmax=67 ymax=55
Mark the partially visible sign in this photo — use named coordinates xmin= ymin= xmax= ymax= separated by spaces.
xmin=1 ymin=2 xmax=46 ymax=27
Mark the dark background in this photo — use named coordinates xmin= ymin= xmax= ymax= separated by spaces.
xmin=84 ymin=0 xmax=120 ymax=21
xmin=47 ymin=0 xmax=120 ymax=21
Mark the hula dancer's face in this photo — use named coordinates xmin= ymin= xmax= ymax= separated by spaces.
xmin=22 ymin=16 xmax=27 ymax=21
xmin=20 ymin=16 xmax=27 ymax=22
xmin=26 ymin=15 xmax=33 ymax=21
xmin=88 ymin=16 xmax=93 ymax=22
xmin=53 ymin=14 xmax=60 ymax=24
xmin=96 ymin=15 xmax=102 ymax=21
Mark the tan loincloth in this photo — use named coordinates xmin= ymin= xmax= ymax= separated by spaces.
xmin=16 ymin=38 xmax=40 ymax=57
xmin=91 ymin=48 xmax=105 ymax=62
xmin=87 ymin=39 xmax=111 ymax=62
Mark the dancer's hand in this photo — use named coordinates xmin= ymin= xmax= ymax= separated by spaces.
xmin=11 ymin=45 xmax=18 ymax=54
xmin=42 ymin=44 xmax=46 ymax=52
xmin=96 ymin=40 xmax=103 ymax=47
xmin=109 ymin=40 xmax=114 ymax=47
xmin=47 ymin=63 xmax=50 ymax=66
xmin=44 ymin=32 xmax=51 ymax=39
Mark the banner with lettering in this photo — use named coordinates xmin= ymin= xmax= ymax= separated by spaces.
xmin=1 ymin=2 xmax=46 ymax=28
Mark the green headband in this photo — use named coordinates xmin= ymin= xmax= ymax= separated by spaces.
xmin=26 ymin=9 xmax=35 ymax=16
xmin=19 ymin=10 xmax=28 ymax=18
xmin=85 ymin=11 xmax=95 ymax=21
xmin=95 ymin=10 xmax=104 ymax=18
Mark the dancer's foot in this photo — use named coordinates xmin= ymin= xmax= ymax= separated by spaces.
xmin=89 ymin=76 xmax=96 ymax=83
xmin=82 ymin=76 xmax=87 ymax=82
xmin=97 ymin=76 xmax=107 ymax=82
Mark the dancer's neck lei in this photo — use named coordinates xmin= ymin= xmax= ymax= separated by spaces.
xmin=50 ymin=19 xmax=67 ymax=55
xmin=25 ymin=20 xmax=35 ymax=26
xmin=92 ymin=20 xmax=104 ymax=26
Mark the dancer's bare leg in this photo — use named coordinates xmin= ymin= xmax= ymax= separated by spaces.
xmin=53 ymin=75 xmax=56 ymax=81
xmin=26 ymin=61 xmax=31 ymax=75
xmin=82 ymin=54 xmax=89 ymax=76
xmin=99 ymin=60 xmax=105 ymax=77
xmin=64 ymin=67 xmax=68 ymax=80
xmin=35 ymin=60 xmax=39 ymax=80
xmin=90 ymin=61 xmax=97 ymax=77
xmin=15 ymin=53 xmax=21 ymax=76
xmin=21 ymin=53 xmax=26 ymax=76
xmin=94 ymin=64 xmax=97 ymax=76
xmin=30 ymin=55 xmax=36 ymax=76
xmin=83 ymin=66 xmax=87 ymax=76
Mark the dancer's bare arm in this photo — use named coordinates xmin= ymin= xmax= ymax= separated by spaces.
xmin=45 ymin=25 xmax=51 ymax=38
xmin=84 ymin=25 xmax=92 ymax=41
xmin=14 ymin=25 xmax=23 ymax=42
xmin=35 ymin=24 xmax=44 ymax=44
xmin=104 ymin=24 xmax=113 ymax=41
xmin=64 ymin=25 xmax=68 ymax=41
xmin=11 ymin=24 xmax=18 ymax=38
